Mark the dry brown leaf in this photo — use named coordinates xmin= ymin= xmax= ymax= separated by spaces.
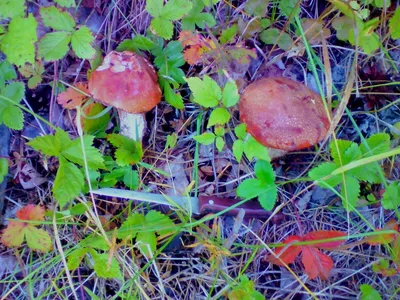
xmin=57 ymin=82 xmax=90 ymax=109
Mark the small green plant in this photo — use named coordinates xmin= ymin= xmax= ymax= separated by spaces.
xmin=308 ymin=133 xmax=391 ymax=211
xmin=227 ymin=275 xmax=264 ymax=300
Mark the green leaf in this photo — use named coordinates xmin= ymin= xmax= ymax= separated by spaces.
xmin=332 ymin=16 xmax=354 ymax=41
xmin=53 ymin=157 xmax=84 ymax=208
xmin=161 ymin=0 xmax=193 ymax=20
xmin=207 ymin=108 xmax=230 ymax=128
xmin=308 ymin=162 xmax=342 ymax=188
xmin=340 ymin=176 xmax=360 ymax=211
xmin=67 ymin=247 xmax=89 ymax=270
xmin=3 ymin=81 xmax=24 ymax=103
xmin=145 ymin=210 xmax=176 ymax=236
xmin=39 ymin=32 xmax=71 ymax=61
xmin=92 ymin=253 xmax=122 ymax=279
xmin=279 ymin=0 xmax=301 ymax=19
xmin=163 ymin=83 xmax=184 ymax=109
xmin=243 ymin=136 xmax=270 ymax=161
xmin=62 ymin=135 xmax=105 ymax=170
xmin=258 ymin=184 xmax=278 ymax=211
xmin=181 ymin=0 xmax=216 ymax=31
xmin=0 ymin=60 xmax=17 ymax=83
xmin=330 ymin=139 xmax=354 ymax=165
xmin=2 ymin=105 xmax=23 ymax=130
xmin=82 ymin=103 xmax=110 ymax=136
xmin=25 ymin=227 xmax=53 ymax=253
xmin=71 ymin=26 xmax=95 ymax=59
xmin=137 ymin=231 xmax=157 ymax=257
xmin=222 ymin=80 xmax=239 ymax=107
xmin=54 ymin=0 xmax=76 ymax=7
xmin=237 ymin=178 xmax=268 ymax=200
xmin=360 ymin=284 xmax=382 ymax=300
xmin=40 ymin=6 xmax=76 ymax=31
xmin=389 ymin=7 xmax=400 ymax=39
xmin=153 ymin=41 xmax=185 ymax=82
xmin=146 ymin=0 xmax=164 ymax=18
xmin=186 ymin=75 xmax=221 ymax=108
xmin=107 ymin=134 xmax=143 ymax=166
xmin=214 ymin=126 xmax=225 ymax=137
xmin=80 ymin=234 xmax=110 ymax=251
xmin=351 ymin=163 xmax=382 ymax=184
xmin=117 ymin=35 xmax=156 ymax=52
xmin=215 ymin=136 xmax=225 ymax=152
xmin=193 ymin=132 xmax=215 ymax=145
xmin=382 ymin=182 xmax=400 ymax=210
xmin=255 ymin=160 xmax=275 ymax=183
xmin=342 ymin=142 xmax=362 ymax=165
xmin=150 ymin=18 xmax=174 ymax=40
xmin=219 ymin=25 xmax=238 ymax=44
xmin=1 ymin=15 xmax=38 ymax=66
xmin=260 ymin=28 xmax=292 ymax=50
xmin=0 ymin=158 xmax=8 ymax=184
xmin=117 ymin=213 xmax=145 ymax=239
xmin=372 ymin=0 xmax=390 ymax=8
xmin=234 ymin=124 xmax=247 ymax=140
xmin=244 ymin=0 xmax=269 ymax=17
xmin=123 ymin=168 xmax=139 ymax=190
xmin=27 ymin=133 xmax=61 ymax=157
xmin=232 ymin=139 xmax=244 ymax=162
xmin=165 ymin=133 xmax=178 ymax=150
xmin=360 ymin=133 xmax=391 ymax=156
xmin=0 ymin=0 xmax=25 ymax=18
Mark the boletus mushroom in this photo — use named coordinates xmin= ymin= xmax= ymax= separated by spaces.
xmin=239 ymin=77 xmax=330 ymax=159
xmin=88 ymin=51 xmax=162 ymax=141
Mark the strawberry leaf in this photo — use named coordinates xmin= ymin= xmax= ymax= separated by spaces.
xmin=382 ymin=182 xmax=400 ymax=210
xmin=267 ymin=235 xmax=302 ymax=265
xmin=303 ymin=230 xmax=347 ymax=249
xmin=40 ymin=6 xmax=76 ymax=31
xmin=301 ymin=246 xmax=333 ymax=280
xmin=106 ymin=134 xmax=143 ymax=166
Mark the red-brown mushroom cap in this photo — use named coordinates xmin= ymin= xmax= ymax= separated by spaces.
xmin=88 ymin=51 xmax=162 ymax=114
xmin=239 ymin=77 xmax=330 ymax=151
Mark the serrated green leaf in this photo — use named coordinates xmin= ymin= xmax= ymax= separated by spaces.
xmin=0 ymin=158 xmax=8 ymax=184
xmin=150 ymin=17 xmax=174 ymax=39
xmin=67 ymin=247 xmax=89 ymax=270
xmin=2 ymin=105 xmax=23 ymax=130
xmin=258 ymin=184 xmax=278 ymax=211
xmin=3 ymin=82 xmax=24 ymax=103
xmin=237 ymin=178 xmax=268 ymax=200
xmin=340 ymin=175 xmax=360 ymax=211
xmin=186 ymin=75 xmax=221 ymax=108
xmin=350 ymin=163 xmax=382 ymax=184
xmin=161 ymin=0 xmax=193 ymax=20
xmin=163 ymin=83 xmax=184 ymax=109
xmin=255 ymin=160 xmax=275 ymax=183
xmin=244 ymin=0 xmax=269 ymax=17
xmin=222 ymin=81 xmax=239 ymax=107
xmin=123 ymin=168 xmax=139 ymax=190
xmin=181 ymin=0 xmax=216 ymax=31
xmin=145 ymin=210 xmax=176 ymax=236
xmin=243 ymin=136 xmax=270 ymax=161
xmin=260 ymin=28 xmax=292 ymax=50
xmin=146 ymin=0 xmax=164 ymax=18
xmin=279 ymin=0 xmax=301 ymax=19
xmin=53 ymin=157 xmax=84 ymax=208
xmin=360 ymin=284 xmax=382 ymax=300
xmin=54 ymin=0 xmax=76 ymax=7
xmin=193 ymin=132 xmax=215 ymax=145
xmin=92 ymin=253 xmax=122 ymax=279
xmin=71 ymin=26 xmax=95 ymax=59
xmin=215 ymin=136 xmax=225 ymax=152
xmin=137 ymin=231 xmax=157 ymax=257
xmin=40 ymin=6 xmax=76 ymax=31
xmin=62 ymin=135 xmax=105 ymax=169
xmin=332 ymin=16 xmax=354 ymax=41
xmin=382 ymin=182 xmax=400 ymax=210
xmin=342 ymin=142 xmax=362 ymax=165
xmin=39 ymin=32 xmax=71 ymax=61
xmin=360 ymin=133 xmax=391 ymax=156
xmin=25 ymin=227 xmax=53 ymax=252
xmin=330 ymin=139 xmax=354 ymax=165
xmin=232 ymin=139 xmax=244 ymax=162
xmin=27 ymin=133 xmax=61 ymax=157
xmin=80 ymin=234 xmax=110 ymax=251
xmin=389 ymin=7 xmax=400 ymax=39
xmin=1 ymin=15 xmax=38 ymax=66
xmin=309 ymin=162 xmax=342 ymax=188
xmin=117 ymin=35 xmax=156 ymax=52
xmin=0 ymin=60 xmax=17 ymax=83
xmin=234 ymin=123 xmax=247 ymax=140
xmin=107 ymin=134 xmax=143 ymax=166
xmin=0 ymin=0 xmax=25 ymax=18
xmin=219 ymin=25 xmax=238 ymax=44
xmin=207 ymin=108 xmax=230 ymax=128
xmin=117 ymin=213 xmax=145 ymax=239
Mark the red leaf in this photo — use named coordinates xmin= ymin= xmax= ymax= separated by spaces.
xmin=183 ymin=46 xmax=204 ymax=65
xmin=301 ymin=246 xmax=334 ymax=280
xmin=16 ymin=204 xmax=45 ymax=222
xmin=364 ymin=220 xmax=399 ymax=246
xmin=178 ymin=30 xmax=201 ymax=47
xmin=267 ymin=235 xmax=302 ymax=265
xmin=303 ymin=230 xmax=347 ymax=249
xmin=57 ymin=82 xmax=90 ymax=109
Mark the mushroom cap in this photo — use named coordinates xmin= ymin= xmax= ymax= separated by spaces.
xmin=239 ymin=77 xmax=330 ymax=151
xmin=88 ymin=51 xmax=162 ymax=114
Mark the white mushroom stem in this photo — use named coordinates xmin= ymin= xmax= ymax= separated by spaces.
xmin=118 ymin=110 xmax=146 ymax=141
xmin=268 ymin=148 xmax=288 ymax=160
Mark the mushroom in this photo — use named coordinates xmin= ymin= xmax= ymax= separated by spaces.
xmin=239 ymin=77 xmax=330 ymax=159
xmin=88 ymin=51 xmax=162 ymax=141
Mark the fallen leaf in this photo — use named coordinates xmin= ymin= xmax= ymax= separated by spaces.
xmin=57 ymin=82 xmax=90 ymax=109
xmin=364 ymin=220 xmax=399 ymax=245
xmin=303 ymin=230 xmax=347 ymax=249
xmin=1 ymin=205 xmax=52 ymax=252
xmin=302 ymin=246 xmax=333 ymax=280
xmin=267 ymin=235 xmax=302 ymax=265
